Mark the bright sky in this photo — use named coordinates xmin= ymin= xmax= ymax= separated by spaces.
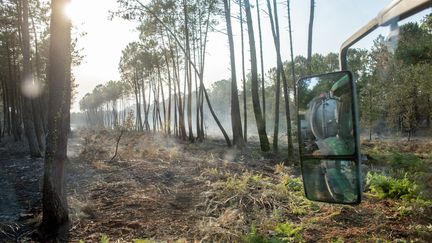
xmin=69 ymin=0 xmax=428 ymax=112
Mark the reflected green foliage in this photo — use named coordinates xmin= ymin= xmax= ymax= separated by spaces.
xmin=395 ymin=19 xmax=432 ymax=65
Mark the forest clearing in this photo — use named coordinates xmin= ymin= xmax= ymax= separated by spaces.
xmin=1 ymin=129 xmax=432 ymax=242
xmin=1 ymin=0 xmax=432 ymax=241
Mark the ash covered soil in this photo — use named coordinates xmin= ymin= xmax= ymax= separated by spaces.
xmin=1 ymin=129 xmax=432 ymax=242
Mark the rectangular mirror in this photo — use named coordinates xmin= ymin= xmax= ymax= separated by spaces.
xmin=297 ymin=71 xmax=362 ymax=204
xmin=302 ymin=159 xmax=360 ymax=204
xmin=298 ymin=72 xmax=355 ymax=156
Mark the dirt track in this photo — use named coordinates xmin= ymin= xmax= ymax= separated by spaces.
xmin=67 ymin=130 xmax=266 ymax=241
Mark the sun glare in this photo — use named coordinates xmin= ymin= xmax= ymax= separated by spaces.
xmin=64 ymin=0 xmax=80 ymax=23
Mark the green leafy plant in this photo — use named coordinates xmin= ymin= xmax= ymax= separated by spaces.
xmin=273 ymin=222 xmax=303 ymax=242
xmin=100 ymin=234 xmax=110 ymax=243
xmin=244 ymin=222 xmax=303 ymax=243
xmin=367 ymin=172 xmax=418 ymax=199
xmin=244 ymin=225 xmax=267 ymax=243
xmin=132 ymin=240 xmax=159 ymax=243
xmin=331 ymin=238 xmax=344 ymax=243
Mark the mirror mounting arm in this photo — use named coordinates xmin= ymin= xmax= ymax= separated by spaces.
xmin=339 ymin=0 xmax=431 ymax=71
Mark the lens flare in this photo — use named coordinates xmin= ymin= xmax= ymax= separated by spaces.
xmin=64 ymin=0 xmax=80 ymax=22
xmin=21 ymin=75 xmax=42 ymax=99
xmin=64 ymin=2 xmax=73 ymax=19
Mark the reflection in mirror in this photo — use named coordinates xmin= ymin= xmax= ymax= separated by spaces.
xmin=298 ymin=72 xmax=355 ymax=156
xmin=302 ymin=159 xmax=359 ymax=204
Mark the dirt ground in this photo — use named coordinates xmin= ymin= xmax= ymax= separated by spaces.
xmin=1 ymin=129 xmax=432 ymax=242
xmin=67 ymin=130 xmax=275 ymax=241
xmin=67 ymin=130 xmax=432 ymax=242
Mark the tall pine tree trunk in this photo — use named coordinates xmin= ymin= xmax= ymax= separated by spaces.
xmin=21 ymin=0 xmax=41 ymax=157
xmin=286 ymin=0 xmax=297 ymax=105
xmin=184 ymin=0 xmax=194 ymax=142
xmin=164 ymin=52 xmax=172 ymax=135
xmin=244 ymin=0 xmax=270 ymax=151
xmin=270 ymin=0 xmax=294 ymax=158
xmin=223 ymin=0 xmax=244 ymax=148
xmin=307 ymin=0 xmax=315 ymax=73
xmin=256 ymin=0 xmax=266 ymax=128
xmin=40 ymin=0 xmax=71 ymax=238
xmin=239 ymin=0 xmax=248 ymax=142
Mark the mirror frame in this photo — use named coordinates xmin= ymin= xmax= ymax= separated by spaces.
xmin=296 ymin=70 xmax=362 ymax=205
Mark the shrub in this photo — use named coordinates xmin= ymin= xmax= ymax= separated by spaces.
xmin=244 ymin=225 xmax=267 ymax=243
xmin=390 ymin=153 xmax=426 ymax=174
xmin=273 ymin=222 xmax=303 ymax=242
xmin=367 ymin=172 xmax=418 ymax=200
xmin=244 ymin=222 xmax=303 ymax=243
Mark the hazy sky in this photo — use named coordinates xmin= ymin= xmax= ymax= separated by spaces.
xmin=68 ymin=0 xmax=428 ymax=112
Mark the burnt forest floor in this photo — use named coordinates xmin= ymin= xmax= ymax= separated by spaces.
xmin=1 ymin=129 xmax=432 ymax=242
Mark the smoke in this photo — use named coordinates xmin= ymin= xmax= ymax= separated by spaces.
xmin=385 ymin=21 xmax=400 ymax=54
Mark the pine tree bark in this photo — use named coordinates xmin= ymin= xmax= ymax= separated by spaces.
xmin=184 ymin=0 xmax=194 ymax=142
xmin=40 ymin=0 xmax=71 ymax=239
xmin=239 ymin=0 xmax=248 ymax=142
xmin=286 ymin=0 xmax=297 ymax=105
xmin=223 ymin=0 xmax=244 ymax=148
xmin=21 ymin=0 xmax=41 ymax=157
xmin=256 ymin=0 xmax=266 ymax=127
xmin=31 ymin=12 xmax=48 ymax=136
xmin=267 ymin=0 xmax=294 ymax=157
xmin=164 ymin=51 xmax=172 ymax=135
xmin=244 ymin=0 xmax=270 ymax=151
xmin=307 ymin=0 xmax=315 ymax=73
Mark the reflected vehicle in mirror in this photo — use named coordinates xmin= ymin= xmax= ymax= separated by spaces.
xmin=297 ymin=71 xmax=361 ymax=204
xmin=302 ymin=159 xmax=359 ymax=203
xmin=296 ymin=0 xmax=431 ymax=205
xmin=299 ymin=72 xmax=355 ymax=157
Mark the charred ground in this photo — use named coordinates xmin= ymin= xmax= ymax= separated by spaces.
xmin=1 ymin=129 xmax=432 ymax=242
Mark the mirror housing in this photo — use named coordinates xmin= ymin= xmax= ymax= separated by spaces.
xmin=297 ymin=71 xmax=362 ymax=204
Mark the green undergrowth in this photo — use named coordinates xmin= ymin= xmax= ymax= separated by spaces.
xmin=367 ymin=173 xmax=418 ymax=200
xmin=364 ymin=144 xmax=432 ymax=200
xmin=364 ymin=142 xmax=432 ymax=223
xmin=244 ymin=222 xmax=304 ymax=243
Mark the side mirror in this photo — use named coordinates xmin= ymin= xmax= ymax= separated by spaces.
xmin=297 ymin=71 xmax=362 ymax=204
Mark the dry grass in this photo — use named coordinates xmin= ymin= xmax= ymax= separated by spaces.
xmin=63 ymin=129 xmax=432 ymax=242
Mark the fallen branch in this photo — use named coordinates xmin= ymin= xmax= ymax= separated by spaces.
xmin=110 ymin=130 xmax=124 ymax=162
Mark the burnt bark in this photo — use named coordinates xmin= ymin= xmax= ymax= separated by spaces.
xmin=39 ymin=0 xmax=71 ymax=239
